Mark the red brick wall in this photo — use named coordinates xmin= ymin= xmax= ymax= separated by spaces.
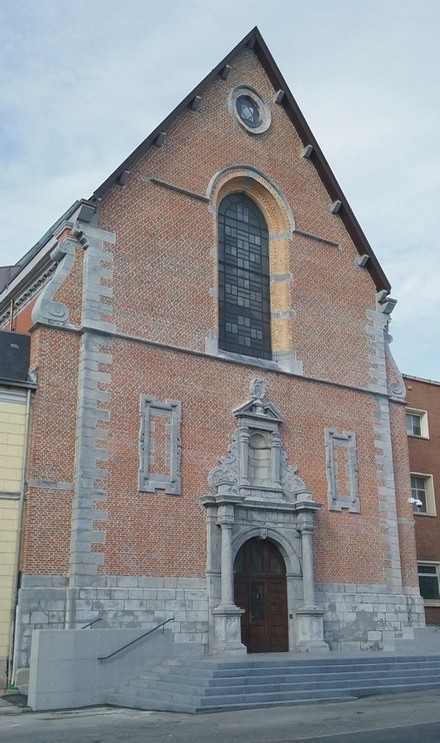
xmin=22 ymin=326 xmax=79 ymax=574
xmin=17 ymin=47 xmax=417 ymax=593
xmin=99 ymin=339 xmax=387 ymax=583
xmin=405 ymin=377 xmax=440 ymax=562
xmin=98 ymin=48 xmax=377 ymax=389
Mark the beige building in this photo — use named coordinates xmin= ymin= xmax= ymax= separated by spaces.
xmin=0 ymin=332 xmax=32 ymax=688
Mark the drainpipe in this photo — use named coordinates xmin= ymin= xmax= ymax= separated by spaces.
xmin=8 ymin=387 xmax=32 ymax=687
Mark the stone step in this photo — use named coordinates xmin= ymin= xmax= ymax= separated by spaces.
xmin=123 ymin=671 xmax=440 ymax=699
xmin=169 ymin=659 xmax=440 ymax=679
xmin=177 ymin=654 xmax=440 ymax=670
xmin=106 ymin=653 xmax=440 ymax=714
xmin=108 ymin=679 xmax=440 ymax=713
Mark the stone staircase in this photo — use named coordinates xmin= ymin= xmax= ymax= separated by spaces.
xmin=106 ymin=653 xmax=440 ymax=713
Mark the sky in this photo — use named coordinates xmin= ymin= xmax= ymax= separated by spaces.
xmin=0 ymin=0 xmax=439 ymax=380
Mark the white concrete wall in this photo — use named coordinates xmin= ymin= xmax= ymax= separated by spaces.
xmin=28 ymin=627 xmax=202 ymax=711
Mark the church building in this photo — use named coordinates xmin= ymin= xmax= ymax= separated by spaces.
xmin=0 ymin=28 xmax=425 ymax=676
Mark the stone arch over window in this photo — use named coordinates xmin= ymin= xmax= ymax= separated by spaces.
xmin=205 ymin=165 xmax=303 ymax=375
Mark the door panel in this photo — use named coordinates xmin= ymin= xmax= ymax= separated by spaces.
xmin=234 ymin=538 xmax=288 ymax=653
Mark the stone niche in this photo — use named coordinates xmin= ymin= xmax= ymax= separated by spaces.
xmin=201 ymin=379 xmax=329 ymax=655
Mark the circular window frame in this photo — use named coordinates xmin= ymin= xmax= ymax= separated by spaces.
xmin=229 ymin=85 xmax=271 ymax=135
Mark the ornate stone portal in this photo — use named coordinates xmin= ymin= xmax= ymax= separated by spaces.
xmin=201 ymin=379 xmax=329 ymax=655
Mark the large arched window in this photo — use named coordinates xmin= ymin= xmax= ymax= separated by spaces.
xmin=218 ymin=194 xmax=271 ymax=359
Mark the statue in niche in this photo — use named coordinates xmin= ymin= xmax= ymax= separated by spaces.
xmin=250 ymin=378 xmax=267 ymax=402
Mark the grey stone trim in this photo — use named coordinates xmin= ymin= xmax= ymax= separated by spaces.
xmin=0 ymin=491 xmax=20 ymax=499
xmin=270 ymin=272 xmax=292 ymax=283
xmin=366 ymin=308 xmax=388 ymax=393
xmin=325 ymin=429 xmax=360 ymax=513
xmin=69 ymin=331 xmax=112 ymax=590
xmin=27 ymin=479 xmax=74 ymax=491
xmin=79 ymin=323 xmax=401 ymax=400
xmin=293 ymin=229 xmax=340 ymax=249
xmin=206 ymin=332 xmax=303 ymax=377
xmin=229 ymin=85 xmax=272 ymax=135
xmin=373 ymin=394 xmax=403 ymax=592
xmin=384 ymin=332 xmax=406 ymax=400
xmin=269 ymin=231 xmax=291 ymax=241
xmin=139 ymin=396 xmax=181 ymax=495
xmin=78 ymin=222 xmax=116 ymax=332
xmin=0 ymin=264 xmax=57 ymax=328
xmin=206 ymin=165 xmax=296 ymax=232
xmin=271 ymin=309 xmax=296 ymax=320
xmin=203 ymin=380 xmax=326 ymax=652
xmin=141 ymin=176 xmax=209 ymax=203
xmin=31 ymin=239 xmax=79 ymax=327
xmin=272 ymin=350 xmax=303 ymax=375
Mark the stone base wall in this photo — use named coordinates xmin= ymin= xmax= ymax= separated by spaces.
xmin=14 ymin=575 xmax=208 ymax=671
xmin=14 ymin=575 xmax=427 ymax=670
xmin=318 ymin=582 xmax=426 ymax=651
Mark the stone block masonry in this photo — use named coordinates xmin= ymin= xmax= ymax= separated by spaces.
xmin=318 ymin=583 xmax=425 ymax=651
xmin=14 ymin=576 xmax=208 ymax=669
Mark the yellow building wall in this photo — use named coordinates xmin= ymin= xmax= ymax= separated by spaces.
xmin=0 ymin=389 xmax=27 ymax=682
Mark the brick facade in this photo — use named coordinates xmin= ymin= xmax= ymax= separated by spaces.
xmin=0 ymin=30 xmax=424 ymax=669
xmin=404 ymin=375 xmax=440 ymax=625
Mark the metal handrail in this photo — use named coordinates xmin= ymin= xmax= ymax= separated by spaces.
xmin=97 ymin=616 xmax=174 ymax=663
xmin=81 ymin=616 xmax=103 ymax=629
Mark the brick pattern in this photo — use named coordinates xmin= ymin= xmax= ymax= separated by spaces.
xmin=9 ymin=46 xmax=423 ymax=666
xmin=98 ymin=48 xmax=377 ymax=390
xmin=405 ymin=377 xmax=440 ymax=624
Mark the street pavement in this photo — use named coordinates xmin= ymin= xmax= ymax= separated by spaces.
xmin=1 ymin=688 xmax=440 ymax=742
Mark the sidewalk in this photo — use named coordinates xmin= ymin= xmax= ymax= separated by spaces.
xmin=1 ymin=689 xmax=440 ymax=742
xmin=0 ymin=691 xmax=29 ymax=715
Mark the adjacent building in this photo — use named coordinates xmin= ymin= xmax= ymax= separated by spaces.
xmin=0 ymin=331 xmax=33 ymax=687
xmin=0 ymin=28 xmax=425 ymax=678
xmin=404 ymin=375 xmax=440 ymax=625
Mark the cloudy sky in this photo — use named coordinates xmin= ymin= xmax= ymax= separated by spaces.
xmin=1 ymin=0 xmax=439 ymax=380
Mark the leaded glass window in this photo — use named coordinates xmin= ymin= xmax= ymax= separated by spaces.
xmin=218 ymin=194 xmax=271 ymax=359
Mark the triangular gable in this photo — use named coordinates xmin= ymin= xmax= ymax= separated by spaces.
xmin=91 ymin=27 xmax=390 ymax=293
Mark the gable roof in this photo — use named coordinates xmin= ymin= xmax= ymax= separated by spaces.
xmin=91 ymin=26 xmax=390 ymax=293
xmin=4 ymin=27 xmax=390 ymax=296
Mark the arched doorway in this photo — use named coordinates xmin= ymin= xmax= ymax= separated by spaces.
xmin=234 ymin=537 xmax=288 ymax=652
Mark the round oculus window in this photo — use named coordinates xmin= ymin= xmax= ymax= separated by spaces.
xmin=236 ymin=95 xmax=261 ymax=128
xmin=229 ymin=86 xmax=271 ymax=135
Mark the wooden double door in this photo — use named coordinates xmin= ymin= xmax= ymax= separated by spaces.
xmin=234 ymin=538 xmax=288 ymax=653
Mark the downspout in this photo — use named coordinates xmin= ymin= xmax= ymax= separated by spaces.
xmin=8 ymin=387 xmax=32 ymax=686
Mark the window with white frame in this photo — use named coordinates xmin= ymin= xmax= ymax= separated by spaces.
xmin=410 ymin=473 xmax=436 ymax=515
xmin=418 ymin=563 xmax=440 ymax=603
xmin=406 ymin=409 xmax=429 ymax=438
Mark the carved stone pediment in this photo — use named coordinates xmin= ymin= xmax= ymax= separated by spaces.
xmin=208 ymin=379 xmax=311 ymax=505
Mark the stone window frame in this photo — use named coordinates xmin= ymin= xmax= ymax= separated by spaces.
xmin=228 ymin=85 xmax=272 ymax=135
xmin=406 ymin=408 xmax=429 ymax=439
xmin=411 ymin=472 xmax=436 ymax=516
xmin=138 ymin=395 xmax=181 ymax=495
xmin=324 ymin=428 xmax=360 ymax=513
xmin=418 ymin=562 xmax=440 ymax=606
